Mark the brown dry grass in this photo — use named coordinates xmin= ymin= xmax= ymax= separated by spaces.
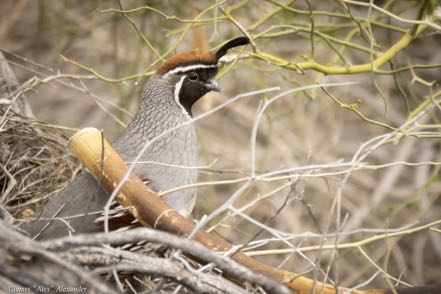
xmin=0 ymin=110 xmax=77 ymax=218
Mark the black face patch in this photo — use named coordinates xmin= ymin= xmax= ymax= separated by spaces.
xmin=175 ymin=67 xmax=218 ymax=116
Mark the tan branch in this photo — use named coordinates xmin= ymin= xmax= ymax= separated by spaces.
xmin=68 ymin=127 xmax=440 ymax=294
xmin=67 ymin=127 xmax=351 ymax=294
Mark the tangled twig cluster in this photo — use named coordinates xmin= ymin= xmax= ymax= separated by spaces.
xmin=0 ymin=110 xmax=77 ymax=217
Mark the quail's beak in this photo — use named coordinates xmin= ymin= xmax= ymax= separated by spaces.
xmin=206 ymin=80 xmax=220 ymax=93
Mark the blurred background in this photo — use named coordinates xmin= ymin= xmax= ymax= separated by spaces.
xmin=1 ymin=0 xmax=440 ymax=290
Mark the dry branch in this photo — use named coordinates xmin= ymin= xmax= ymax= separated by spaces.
xmin=68 ymin=127 xmax=441 ymax=294
xmin=0 ymin=51 xmax=34 ymax=118
xmin=67 ymin=127 xmax=352 ymax=293
xmin=68 ymin=127 xmax=291 ymax=293
xmin=65 ymin=246 xmax=247 ymax=294
xmin=0 ymin=219 xmax=117 ymax=294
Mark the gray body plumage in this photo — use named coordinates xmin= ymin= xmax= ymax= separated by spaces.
xmin=23 ymin=36 xmax=251 ymax=239
xmin=114 ymin=74 xmax=198 ymax=211
xmin=23 ymin=75 xmax=198 ymax=239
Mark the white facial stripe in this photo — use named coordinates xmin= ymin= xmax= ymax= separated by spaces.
xmin=174 ymin=75 xmax=190 ymax=118
xmin=165 ymin=63 xmax=218 ymax=76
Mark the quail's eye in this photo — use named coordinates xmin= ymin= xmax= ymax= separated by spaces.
xmin=188 ymin=72 xmax=199 ymax=81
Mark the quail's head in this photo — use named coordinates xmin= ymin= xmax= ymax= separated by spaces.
xmin=156 ymin=37 xmax=250 ymax=117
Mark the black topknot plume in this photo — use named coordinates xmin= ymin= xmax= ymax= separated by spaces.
xmin=215 ymin=36 xmax=250 ymax=61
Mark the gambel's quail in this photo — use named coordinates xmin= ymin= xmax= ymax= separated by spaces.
xmin=23 ymin=37 xmax=250 ymax=239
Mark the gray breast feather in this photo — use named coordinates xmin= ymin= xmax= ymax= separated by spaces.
xmin=22 ymin=74 xmax=200 ymax=239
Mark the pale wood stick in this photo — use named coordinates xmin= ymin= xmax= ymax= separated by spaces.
xmin=68 ymin=127 xmax=392 ymax=294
